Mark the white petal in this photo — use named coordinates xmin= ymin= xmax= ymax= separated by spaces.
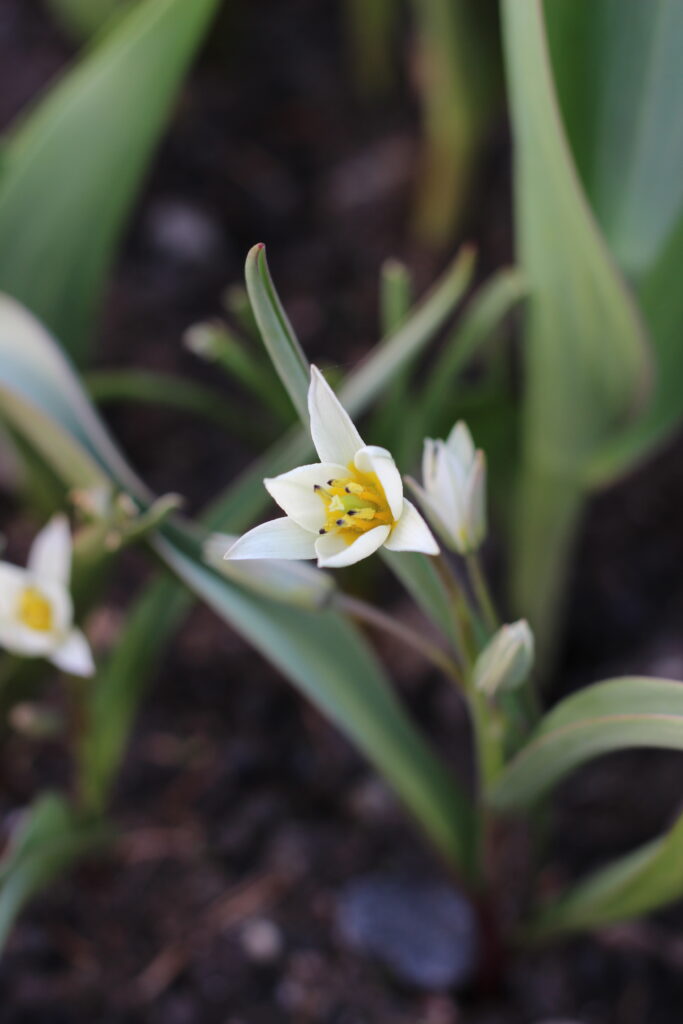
xmin=225 ymin=518 xmax=318 ymax=561
xmin=384 ymin=499 xmax=439 ymax=554
xmin=315 ymin=524 xmax=390 ymax=568
xmin=51 ymin=628 xmax=95 ymax=677
xmin=308 ymin=365 xmax=364 ymax=465
xmin=464 ymin=450 xmax=487 ymax=549
xmin=353 ymin=445 xmax=403 ymax=521
xmin=265 ymin=462 xmax=348 ymax=532
xmin=422 ymin=438 xmax=439 ymax=492
xmin=27 ymin=515 xmax=72 ymax=586
xmin=446 ymin=421 xmax=476 ymax=470
xmin=433 ymin=441 xmax=466 ymax=524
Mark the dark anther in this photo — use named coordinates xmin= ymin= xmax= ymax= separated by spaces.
xmin=318 ymin=528 xmax=327 ymax=534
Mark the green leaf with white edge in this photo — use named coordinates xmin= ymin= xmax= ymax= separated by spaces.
xmin=490 ymin=677 xmax=683 ymax=813
xmin=544 ymin=1 xmax=683 ymax=483
xmin=0 ymin=794 xmax=108 ymax=951
xmin=0 ymin=297 xmax=476 ymax=879
xmin=0 ymin=295 xmax=149 ymax=499
xmin=0 ymin=0 xmax=221 ymax=363
xmin=244 ymin=244 xmax=311 ymax=422
xmin=501 ymin=0 xmax=651 ymax=664
xmin=528 ymin=808 xmax=683 ymax=938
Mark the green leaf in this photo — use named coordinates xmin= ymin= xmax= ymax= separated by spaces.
xmin=0 ymin=795 xmax=107 ymax=951
xmin=85 ymin=368 xmax=272 ymax=444
xmin=0 ymin=296 xmax=476 ymax=879
xmin=544 ymin=0 xmax=683 ymax=480
xmin=501 ymin=0 xmax=651 ymax=663
xmin=528 ymin=809 xmax=683 ymax=937
xmin=490 ymin=677 xmax=683 ymax=812
xmin=244 ymin=244 xmax=311 ymax=422
xmin=0 ymin=0 xmax=221 ymax=363
xmin=410 ymin=0 xmax=501 ymax=246
xmin=421 ymin=267 xmax=527 ymax=421
xmin=545 ymin=0 xmax=683 ymax=281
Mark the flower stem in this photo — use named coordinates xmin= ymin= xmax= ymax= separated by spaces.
xmin=465 ymin=552 xmax=499 ymax=634
xmin=433 ymin=551 xmax=478 ymax=665
xmin=335 ymin=593 xmax=464 ymax=688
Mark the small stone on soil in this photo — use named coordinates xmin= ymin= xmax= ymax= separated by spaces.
xmin=336 ymin=873 xmax=478 ymax=991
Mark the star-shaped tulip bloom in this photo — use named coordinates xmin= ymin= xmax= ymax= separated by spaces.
xmin=225 ymin=366 xmax=438 ymax=568
xmin=0 ymin=515 xmax=94 ymax=677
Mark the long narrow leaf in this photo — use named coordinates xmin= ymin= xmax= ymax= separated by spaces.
xmin=528 ymin=808 xmax=683 ymax=938
xmin=501 ymin=0 xmax=651 ymax=663
xmin=490 ymin=677 xmax=683 ymax=812
xmin=0 ymin=0 xmax=221 ymax=362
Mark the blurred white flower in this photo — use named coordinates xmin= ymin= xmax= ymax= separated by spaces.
xmin=0 ymin=515 xmax=94 ymax=677
xmin=473 ymin=619 xmax=534 ymax=697
xmin=409 ymin=421 xmax=486 ymax=555
xmin=225 ymin=366 xmax=438 ymax=568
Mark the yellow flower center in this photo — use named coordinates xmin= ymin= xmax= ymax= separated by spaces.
xmin=17 ymin=587 xmax=54 ymax=632
xmin=315 ymin=468 xmax=393 ymax=544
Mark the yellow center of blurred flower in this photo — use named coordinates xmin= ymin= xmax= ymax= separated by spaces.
xmin=315 ymin=468 xmax=392 ymax=544
xmin=17 ymin=588 xmax=54 ymax=632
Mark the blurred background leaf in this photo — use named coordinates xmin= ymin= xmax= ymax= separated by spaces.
xmin=501 ymin=0 xmax=651 ymax=666
xmin=544 ymin=0 xmax=683 ymax=481
xmin=527 ymin=808 xmax=683 ymax=937
xmin=0 ymin=0 xmax=221 ymax=364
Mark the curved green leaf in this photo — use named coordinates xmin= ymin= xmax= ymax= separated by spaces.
xmin=528 ymin=808 xmax=683 ymax=937
xmin=0 ymin=795 xmax=108 ymax=951
xmin=545 ymin=0 xmax=683 ymax=480
xmin=490 ymin=677 xmax=683 ymax=812
xmin=501 ymin=0 xmax=651 ymax=663
xmin=244 ymin=244 xmax=311 ymax=421
xmin=0 ymin=0 xmax=221 ymax=362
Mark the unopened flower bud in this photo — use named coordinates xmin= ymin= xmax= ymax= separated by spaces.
xmin=474 ymin=619 xmax=534 ymax=697
xmin=408 ymin=421 xmax=486 ymax=555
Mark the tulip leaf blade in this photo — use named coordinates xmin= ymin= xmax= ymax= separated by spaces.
xmin=244 ymin=244 xmax=311 ymax=421
xmin=501 ymin=0 xmax=651 ymax=664
xmin=0 ymin=0 xmax=221 ymax=363
xmin=527 ymin=808 xmax=683 ymax=938
xmin=0 ymin=794 xmax=108 ymax=952
xmin=489 ymin=676 xmax=683 ymax=812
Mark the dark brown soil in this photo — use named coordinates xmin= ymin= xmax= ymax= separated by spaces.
xmin=1 ymin=2 xmax=683 ymax=1022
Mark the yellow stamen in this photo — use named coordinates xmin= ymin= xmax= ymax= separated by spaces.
xmin=17 ymin=588 xmax=54 ymax=632
xmin=314 ymin=466 xmax=394 ymax=543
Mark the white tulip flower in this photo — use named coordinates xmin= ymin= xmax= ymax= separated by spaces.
xmin=0 ymin=516 xmax=94 ymax=677
xmin=226 ymin=366 xmax=438 ymax=569
xmin=409 ymin=421 xmax=486 ymax=555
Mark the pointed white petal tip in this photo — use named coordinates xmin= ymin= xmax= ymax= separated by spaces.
xmin=308 ymin=364 xmax=364 ymax=465
xmin=51 ymin=628 xmax=95 ymax=678
xmin=384 ymin=499 xmax=439 ymax=555
xmin=27 ymin=514 xmax=72 ymax=586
